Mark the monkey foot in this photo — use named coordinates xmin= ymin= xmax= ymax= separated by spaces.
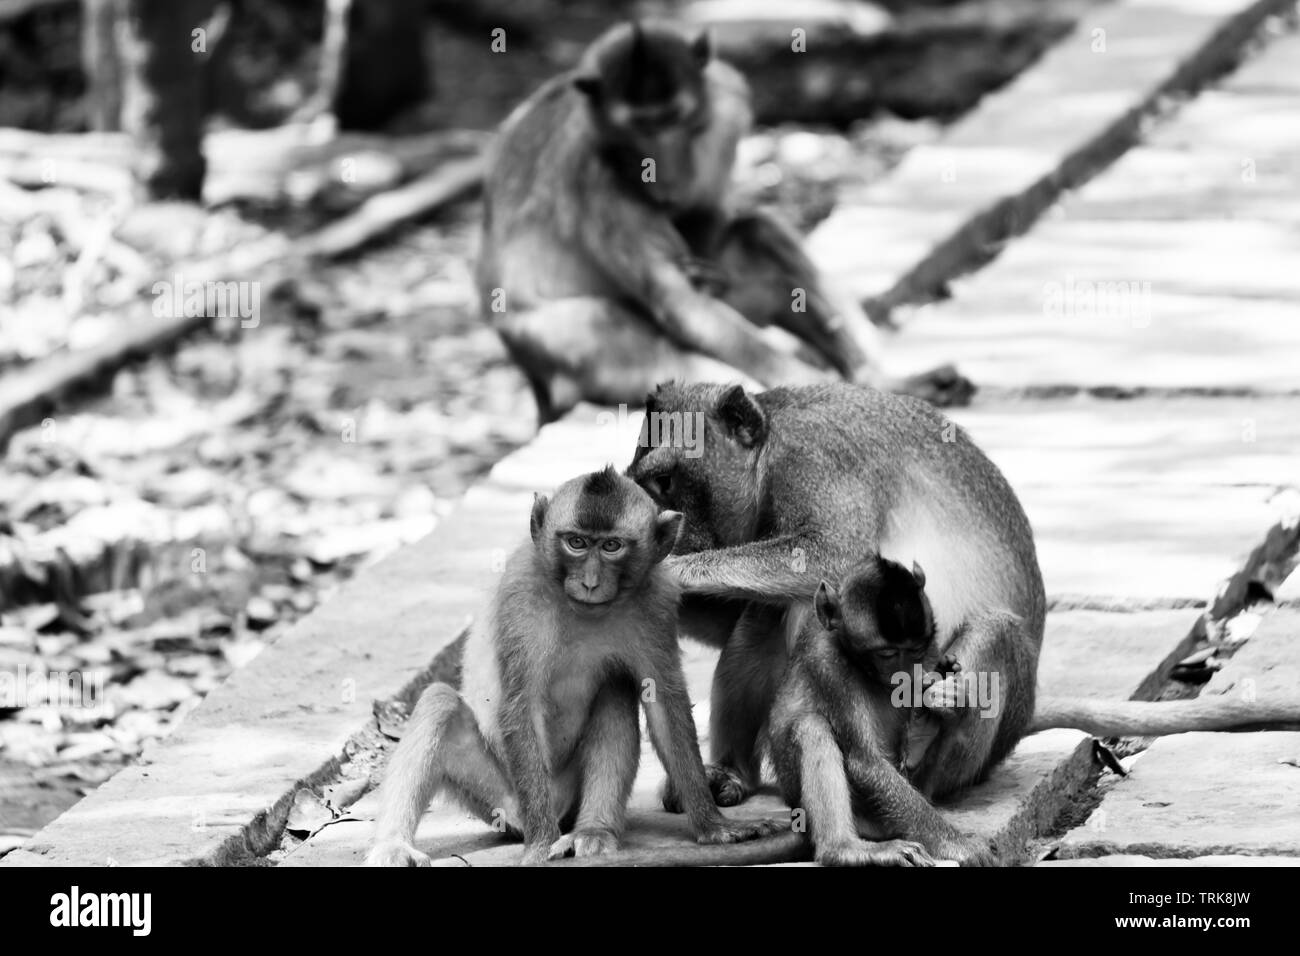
xmin=896 ymin=364 xmax=976 ymax=408
xmin=705 ymin=763 xmax=753 ymax=807
xmin=659 ymin=763 xmax=753 ymax=811
xmin=816 ymin=838 xmax=934 ymax=867
xmin=547 ymin=828 xmax=620 ymax=860
xmin=364 ymin=840 xmax=432 ymax=867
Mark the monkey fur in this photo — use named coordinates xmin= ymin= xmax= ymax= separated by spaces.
xmin=476 ymin=20 xmax=971 ymax=424
xmin=365 ymin=466 xmax=781 ymax=866
xmin=628 ymin=381 xmax=1300 ymax=866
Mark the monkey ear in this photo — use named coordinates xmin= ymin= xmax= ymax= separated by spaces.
xmin=573 ymin=73 xmax=601 ymax=101
xmin=530 ymin=494 xmax=549 ymax=544
xmin=814 ymin=581 xmax=840 ymax=631
xmin=690 ymin=30 xmax=711 ymax=65
xmin=912 ymin=561 xmax=927 ymax=589
xmin=653 ymin=510 xmax=683 ymax=564
xmin=716 ymin=384 xmax=766 ymax=448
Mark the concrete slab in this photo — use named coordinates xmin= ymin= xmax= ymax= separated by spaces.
xmin=1201 ymin=608 xmax=1300 ymax=710
xmin=1040 ymin=854 xmax=1300 ymax=866
xmin=1054 ymin=730 xmax=1300 ymax=859
xmin=808 ymin=0 xmax=1294 ymax=309
xmin=940 ymin=220 xmax=1300 ymax=302
xmin=947 ymin=397 xmax=1298 ymax=603
xmin=1056 ymin=610 xmax=1300 ymax=860
xmin=889 ymin=295 xmax=1300 ymax=394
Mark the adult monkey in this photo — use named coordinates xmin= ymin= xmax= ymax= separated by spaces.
xmin=477 ymin=20 xmax=970 ymax=424
xmin=628 ymin=381 xmax=1300 ymax=866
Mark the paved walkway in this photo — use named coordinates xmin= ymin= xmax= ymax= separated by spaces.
xmin=7 ymin=0 xmax=1298 ymax=867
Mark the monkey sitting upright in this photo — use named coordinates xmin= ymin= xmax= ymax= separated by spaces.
xmin=771 ymin=554 xmax=989 ymax=866
xmin=365 ymin=467 xmax=781 ymax=866
xmin=477 ymin=20 xmax=970 ymax=423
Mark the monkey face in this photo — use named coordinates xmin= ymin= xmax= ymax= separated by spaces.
xmin=573 ymin=21 xmax=712 ymax=209
xmin=533 ymin=467 xmax=682 ymax=612
xmin=815 ymin=556 xmax=936 ymax=684
xmin=628 ymin=383 xmax=764 ymax=555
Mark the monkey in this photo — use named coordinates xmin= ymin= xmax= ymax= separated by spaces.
xmin=476 ymin=20 xmax=970 ymax=425
xmin=770 ymin=554 xmax=996 ymax=866
xmin=629 ymin=380 xmax=1300 ymax=866
xmin=365 ymin=466 xmax=782 ymax=866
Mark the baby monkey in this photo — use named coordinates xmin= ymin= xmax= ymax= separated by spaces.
xmin=771 ymin=554 xmax=987 ymax=866
xmin=366 ymin=467 xmax=781 ymax=866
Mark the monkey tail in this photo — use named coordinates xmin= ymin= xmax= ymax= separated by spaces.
xmin=430 ymin=833 xmax=812 ymax=868
xmin=1029 ymin=695 xmax=1300 ymax=737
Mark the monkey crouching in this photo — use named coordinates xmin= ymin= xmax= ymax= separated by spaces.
xmin=770 ymin=554 xmax=995 ymax=866
xmin=365 ymin=467 xmax=782 ymax=866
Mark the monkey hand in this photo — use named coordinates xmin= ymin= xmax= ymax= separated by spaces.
xmin=364 ymin=839 xmax=432 ymax=867
xmin=920 ymin=675 xmax=964 ymax=720
xmin=815 ymin=838 xmax=934 ymax=867
xmin=894 ymin=364 xmax=976 ymax=408
xmin=547 ymin=828 xmax=620 ymax=860
xmin=695 ymin=814 xmax=785 ymax=845
xmin=935 ymin=655 xmax=962 ymax=677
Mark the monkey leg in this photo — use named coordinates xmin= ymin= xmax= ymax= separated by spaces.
xmin=843 ymin=745 xmax=996 ymax=866
xmin=548 ymin=680 xmax=641 ymax=860
xmin=366 ymin=682 xmax=518 ymax=867
xmin=780 ymin=714 xmax=933 ymax=867
xmin=710 ymin=210 xmax=867 ymax=377
xmin=911 ymin=610 xmax=1039 ymax=802
xmin=491 ymin=297 xmax=760 ymax=424
xmin=705 ymin=603 xmax=788 ymax=805
xmin=708 ymin=211 xmax=974 ymax=407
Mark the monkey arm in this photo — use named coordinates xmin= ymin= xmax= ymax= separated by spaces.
xmin=711 ymin=209 xmax=883 ymax=380
xmin=642 ymin=652 xmax=784 ymax=845
xmin=642 ymin=660 xmax=725 ymax=835
xmin=582 ymin=184 xmax=830 ymax=387
xmin=668 ymin=534 xmax=827 ymax=603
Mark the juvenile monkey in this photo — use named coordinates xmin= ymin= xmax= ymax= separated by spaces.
xmin=365 ymin=466 xmax=780 ymax=866
xmin=477 ymin=20 xmax=968 ymax=423
xmin=771 ymin=554 xmax=992 ymax=866
xmin=629 ymin=381 xmax=1300 ymax=866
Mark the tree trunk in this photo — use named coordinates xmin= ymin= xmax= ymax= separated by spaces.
xmin=81 ymin=0 xmax=123 ymax=130
xmin=117 ymin=0 xmax=215 ymax=199
xmin=334 ymin=0 xmax=427 ymax=130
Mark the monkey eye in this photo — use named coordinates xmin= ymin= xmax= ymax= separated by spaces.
xmin=564 ymin=535 xmax=589 ymax=552
xmin=601 ymin=538 xmax=624 ymax=554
